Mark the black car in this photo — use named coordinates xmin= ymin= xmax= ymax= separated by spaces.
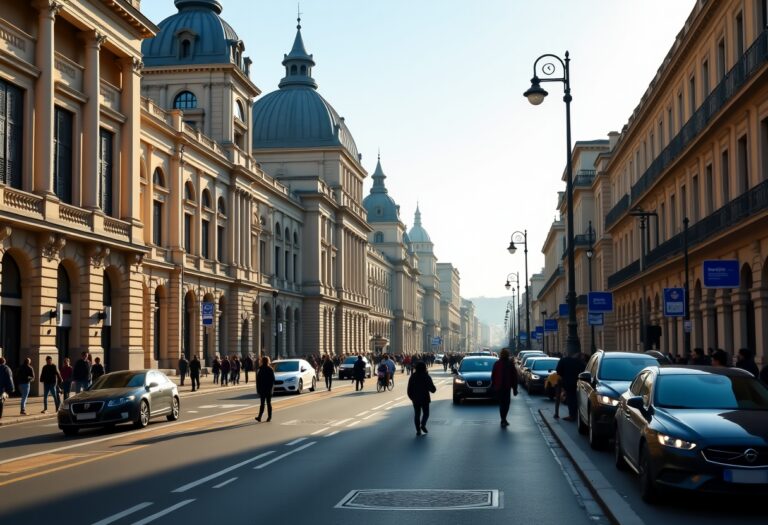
xmin=338 ymin=356 xmax=372 ymax=380
xmin=524 ymin=357 xmax=560 ymax=394
xmin=453 ymin=356 xmax=498 ymax=404
xmin=58 ymin=370 xmax=180 ymax=436
xmin=614 ymin=366 xmax=768 ymax=502
xmin=577 ymin=350 xmax=661 ymax=449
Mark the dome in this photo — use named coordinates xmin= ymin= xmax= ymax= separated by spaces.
xmin=363 ymin=156 xmax=399 ymax=222
xmin=142 ymin=0 xmax=244 ymax=69
xmin=408 ymin=205 xmax=432 ymax=243
xmin=251 ymin=19 xmax=359 ymax=160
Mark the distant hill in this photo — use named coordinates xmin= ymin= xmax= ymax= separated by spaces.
xmin=468 ymin=296 xmax=517 ymax=328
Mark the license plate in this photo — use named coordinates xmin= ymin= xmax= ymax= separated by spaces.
xmin=472 ymin=388 xmax=486 ymax=393
xmin=724 ymin=469 xmax=768 ymax=484
xmin=76 ymin=413 xmax=97 ymax=420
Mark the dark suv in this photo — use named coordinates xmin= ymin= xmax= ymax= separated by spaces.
xmin=576 ymin=350 xmax=660 ymax=449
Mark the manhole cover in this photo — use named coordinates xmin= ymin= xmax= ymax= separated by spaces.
xmin=335 ymin=489 xmax=501 ymax=510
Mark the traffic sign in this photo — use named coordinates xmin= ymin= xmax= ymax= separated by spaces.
xmin=588 ymin=313 xmax=604 ymax=326
xmin=703 ymin=259 xmax=740 ymax=288
xmin=558 ymin=303 xmax=569 ymax=316
xmin=432 ymin=336 xmax=442 ymax=346
xmin=588 ymin=292 xmax=613 ymax=312
xmin=519 ymin=332 xmax=528 ymax=341
xmin=544 ymin=319 xmax=558 ymax=332
xmin=202 ymin=302 xmax=215 ymax=326
xmin=663 ymin=288 xmax=685 ymax=317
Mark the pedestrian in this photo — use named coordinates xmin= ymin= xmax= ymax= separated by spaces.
xmin=243 ymin=354 xmax=254 ymax=384
xmin=555 ymin=349 xmax=585 ymax=422
xmin=353 ymin=355 xmax=366 ymax=391
xmin=72 ymin=352 xmax=91 ymax=393
xmin=40 ymin=355 xmax=63 ymax=413
xmin=16 ymin=357 xmax=34 ymax=415
xmin=189 ymin=354 xmax=201 ymax=391
xmin=231 ymin=356 xmax=241 ymax=385
xmin=178 ymin=355 xmax=189 ymax=386
xmin=59 ymin=357 xmax=73 ymax=400
xmin=544 ymin=368 xmax=562 ymax=417
xmin=91 ymin=356 xmax=105 ymax=382
xmin=255 ymin=356 xmax=275 ymax=422
xmin=221 ymin=356 xmax=231 ymax=386
xmin=322 ymin=354 xmax=335 ymax=391
xmin=711 ymin=349 xmax=729 ymax=367
xmin=735 ymin=348 xmax=759 ymax=378
xmin=407 ymin=360 xmax=436 ymax=436
xmin=491 ymin=349 xmax=519 ymax=428
xmin=0 ymin=357 xmax=14 ymax=420
xmin=212 ymin=355 xmax=221 ymax=384
xmin=690 ymin=347 xmax=710 ymax=365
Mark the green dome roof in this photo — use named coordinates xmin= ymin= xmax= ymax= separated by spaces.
xmin=363 ymin=156 xmax=400 ymax=222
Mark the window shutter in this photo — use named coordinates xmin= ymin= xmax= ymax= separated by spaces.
xmin=54 ymin=108 xmax=73 ymax=203
xmin=99 ymin=129 xmax=114 ymax=216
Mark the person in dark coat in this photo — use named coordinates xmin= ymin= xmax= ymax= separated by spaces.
xmin=72 ymin=352 xmax=91 ymax=393
xmin=220 ymin=356 xmax=231 ymax=386
xmin=353 ymin=355 xmax=366 ymax=391
xmin=407 ymin=361 xmax=436 ymax=436
xmin=178 ymin=355 xmax=189 ymax=386
xmin=0 ymin=357 xmax=14 ymax=420
xmin=255 ymin=356 xmax=275 ymax=422
xmin=322 ymin=354 xmax=335 ymax=391
xmin=491 ymin=349 xmax=519 ymax=428
xmin=243 ymin=354 xmax=254 ymax=384
xmin=735 ymin=348 xmax=759 ymax=378
xmin=189 ymin=355 xmax=201 ymax=391
xmin=556 ymin=349 xmax=585 ymax=422
xmin=91 ymin=357 xmax=105 ymax=382
xmin=212 ymin=356 xmax=221 ymax=384
xmin=40 ymin=355 xmax=63 ymax=413
xmin=16 ymin=357 xmax=34 ymax=415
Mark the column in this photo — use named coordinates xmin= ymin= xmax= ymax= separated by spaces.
xmin=122 ymin=255 xmax=145 ymax=370
xmin=731 ymin=289 xmax=750 ymax=351
xmin=120 ymin=57 xmax=142 ymax=229
xmin=752 ymin=288 xmax=768 ymax=367
xmin=81 ymin=31 xmax=105 ymax=209
xmin=715 ymin=290 xmax=733 ymax=351
xmin=79 ymin=257 xmax=105 ymax=361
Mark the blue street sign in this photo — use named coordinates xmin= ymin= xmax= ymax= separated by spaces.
xmin=201 ymin=302 xmax=215 ymax=326
xmin=519 ymin=332 xmax=528 ymax=341
xmin=588 ymin=313 xmax=604 ymax=326
xmin=703 ymin=259 xmax=740 ymax=288
xmin=535 ymin=326 xmax=544 ymax=335
xmin=544 ymin=319 xmax=558 ymax=332
xmin=588 ymin=292 xmax=613 ymax=312
xmin=558 ymin=303 xmax=569 ymax=317
xmin=663 ymin=288 xmax=685 ymax=317
xmin=432 ymin=336 xmax=442 ymax=345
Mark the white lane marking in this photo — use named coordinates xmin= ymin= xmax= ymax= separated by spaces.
xmin=198 ymin=405 xmax=216 ymax=409
xmin=310 ymin=427 xmax=330 ymax=435
xmin=362 ymin=412 xmax=379 ymax=420
xmin=172 ymin=451 xmax=274 ymax=493
xmin=331 ymin=418 xmax=351 ymax=426
xmin=325 ymin=431 xmax=340 ymax=437
xmin=372 ymin=401 xmax=393 ymax=410
xmin=355 ymin=411 xmax=369 ymax=417
xmin=213 ymin=477 xmax=238 ymax=489
xmin=253 ymin=442 xmax=316 ymax=470
xmin=43 ymin=423 xmax=59 ymax=427
xmin=187 ymin=410 xmax=199 ymax=414
xmin=286 ymin=437 xmax=307 ymax=446
xmin=91 ymin=502 xmax=154 ymax=525
xmin=280 ymin=419 xmax=298 ymax=426
xmin=346 ymin=420 xmax=361 ymax=428
xmin=395 ymin=396 xmax=405 ymax=401
xmin=130 ymin=499 xmax=195 ymax=525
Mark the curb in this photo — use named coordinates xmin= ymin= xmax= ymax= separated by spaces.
xmin=538 ymin=408 xmax=645 ymax=525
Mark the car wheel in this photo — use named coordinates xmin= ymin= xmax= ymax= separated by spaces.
xmin=310 ymin=377 xmax=316 ymax=392
xmin=453 ymin=395 xmax=461 ymax=405
xmin=589 ymin=412 xmax=606 ymax=450
xmin=134 ymin=400 xmax=150 ymax=429
xmin=639 ymin=443 xmax=659 ymax=503
xmin=577 ymin=405 xmax=588 ymax=435
xmin=297 ymin=379 xmax=303 ymax=395
xmin=166 ymin=396 xmax=180 ymax=421
xmin=614 ymin=427 xmax=628 ymax=471
xmin=62 ymin=426 xmax=79 ymax=436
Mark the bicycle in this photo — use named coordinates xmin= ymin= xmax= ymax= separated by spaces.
xmin=376 ymin=373 xmax=394 ymax=392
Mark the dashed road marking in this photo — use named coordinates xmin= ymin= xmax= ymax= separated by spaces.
xmin=311 ymin=427 xmax=330 ymax=435
xmin=286 ymin=437 xmax=307 ymax=446
xmin=90 ymin=502 xmax=154 ymax=525
xmin=355 ymin=411 xmax=369 ymax=417
xmin=372 ymin=401 xmax=393 ymax=410
xmin=362 ymin=412 xmax=379 ymax=420
xmin=326 ymin=431 xmax=340 ymax=437
xmin=172 ymin=451 xmax=274 ymax=493
xmin=213 ymin=477 xmax=238 ymax=489
xmin=331 ymin=418 xmax=352 ymax=426
xmin=130 ymin=499 xmax=195 ymax=525
xmin=253 ymin=442 xmax=316 ymax=470
xmin=347 ymin=420 xmax=361 ymax=427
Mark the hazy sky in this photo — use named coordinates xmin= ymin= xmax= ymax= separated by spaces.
xmin=141 ymin=0 xmax=696 ymax=301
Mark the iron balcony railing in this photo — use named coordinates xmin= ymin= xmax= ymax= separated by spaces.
xmin=537 ymin=265 xmax=564 ymax=299
xmin=574 ymin=169 xmax=596 ymax=187
xmin=605 ymin=29 xmax=768 ymax=230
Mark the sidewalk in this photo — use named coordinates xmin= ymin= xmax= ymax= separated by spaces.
xmin=0 ymin=372 xmax=256 ymax=427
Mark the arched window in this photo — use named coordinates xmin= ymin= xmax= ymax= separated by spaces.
xmin=180 ymin=39 xmax=191 ymax=58
xmin=218 ymin=197 xmax=227 ymax=215
xmin=374 ymin=231 xmax=384 ymax=243
xmin=275 ymin=223 xmax=281 ymax=238
xmin=293 ymin=231 xmax=299 ymax=245
xmin=174 ymin=91 xmax=197 ymax=110
xmin=185 ymin=181 xmax=195 ymax=201
xmin=1 ymin=253 xmax=21 ymax=298
xmin=152 ymin=167 xmax=165 ymax=187
xmin=290 ymin=65 xmax=297 ymax=75
xmin=57 ymin=265 xmax=71 ymax=303
xmin=300 ymin=65 xmax=307 ymax=75
xmin=285 ymin=227 xmax=290 ymax=241
xmin=202 ymin=189 xmax=212 ymax=208
xmin=235 ymin=100 xmax=245 ymax=121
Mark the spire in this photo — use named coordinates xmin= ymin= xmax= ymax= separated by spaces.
xmin=371 ymin=153 xmax=387 ymax=194
xmin=279 ymin=12 xmax=317 ymax=89
xmin=414 ymin=204 xmax=422 ymax=227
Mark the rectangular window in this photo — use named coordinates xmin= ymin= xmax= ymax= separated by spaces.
xmin=293 ymin=253 xmax=298 ymax=282
xmin=259 ymin=240 xmax=266 ymax=273
xmin=677 ymin=91 xmax=684 ymax=127
xmin=660 ymin=203 xmax=666 ymax=242
xmin=53 ymin=107 xmax=73 ymax=203
xmin=722 ymin=149 xmax=731 ymax=205
xmin=692 ymin=175 xmax=700 ymax=222
xmin=99 ymin=128 xmax=114 ymax=216
xmin=717 ymin=38 xmax=726 ymax=79
xmin=201 ymin=219 xmax=210 ymax=259
xmin=736 ymin=11 xmax=745 ymax=58
xmin=184 ymin=213 xmax=192 ymax=253
xmin=761 ymin=117 xmax=768 ymax=181
xmin=217 ymin=225 xmax=225 ymax=262
xmin=152 ymin=200 xmax=162 ymax=245
xmin=0 ymin=79 xmax=23 ymax=189
xmin=702 ymin=59 xmax=710 ymax=97
xmin=705 ymin=164 xmax=714 ymax=214
xmin=681 ymin=185 xmax=687 ymax=222
xmin=285 ymin=250 xmax=290 ymax=281
xmin=658 ymin=121 xmax=664 ymax=150
xmin=737 ymin=135 xmax=749 ymax=194
xmin=650 ymin=133 xmax=655 ymax=160
xmin=274 ymin=246 xmax=280 ymax=277
xmin=670 ymin=194 xmax=677 ymax=236
xmin=689 ymin=75 xmax=696 ymax=115
xmin=667 ymin=107 xmax=674 ymax=139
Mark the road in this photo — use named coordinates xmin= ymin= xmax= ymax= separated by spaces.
xmin=0 ymin=369 xmax=600 ymax=525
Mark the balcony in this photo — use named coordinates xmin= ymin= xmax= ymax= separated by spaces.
xmin=537 ymin=265 xmax=563 ymax=299
xmin=574 ymin=169 xmax=596 ymax=187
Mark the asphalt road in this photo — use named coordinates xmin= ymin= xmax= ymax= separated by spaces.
xmin=0 ymin=369 xmax=599 ymax=525
xmin=526 ymin=390 xmax=767 ymax=524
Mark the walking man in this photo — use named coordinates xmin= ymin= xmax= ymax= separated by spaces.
xmin=91 ymin=357 xmax=105 ymax=382
xmin=353 ymin=355 xmax=366 ymax=391
xmin=556 ymin=349 xmax=585 ymax=422
xmin=189 ymin=354 xmax=201 ymax=392
xmin=255 ymin=356 xmax=275 ymax=422
xmin=407 ymin=361 xmax=436 ymax=436
xmin=243 ymin=354 xmax=254 ymax=384
xmin=72 ymin=352 xmax=91 ymax=394
xmin=40 ymin=356 xmax=63 ymax=413
xmin=178 ymin=355 xmax=189 ymax=386
xmin=16 ymin=357 xmax=34 ymax=415
xmin=491 ymin=349 xmax=519 ymax=428
xmin=322 ymin=354 xmax=335 ymax=391
xmin=0 ymin=357 xmax=14 ymax=420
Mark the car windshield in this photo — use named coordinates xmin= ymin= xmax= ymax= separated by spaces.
xmin=599 ymin=357 xmax=658 ymax=381
xmin=91 ymin=372 xmax=146 ymax=389
xmin=460 ymin=359 xmax=497 ymax=372
xmin=532 ymin=359 xmax=559 ymax=370
xmin=656 ymin=374 xmax=768 ymax=410
xmin=343 ymin=357 xmax=359 ymax=365
xmin=273 ymin=361 xmax=299 ymax=372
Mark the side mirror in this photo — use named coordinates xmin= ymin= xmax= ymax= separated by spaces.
xmin=146 ymin=382 xmax=159 ymax=390
xmin=578 ymin=371 xmax=592 ymax=383
xmin=626 ymin=396 xmax=644 ymax=410
xmin=300 ymin=368 xmax=307 ymax=373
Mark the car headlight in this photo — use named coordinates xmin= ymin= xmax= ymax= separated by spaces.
xmin=657 ymin=433 xmax=697 ymax=450
xmin=531 ymin=374 xmax=540 ymax=380
xmin=285 ymin=377 xmax=297 ymax=382
xmin=107 ymin=396 xmax=135 ymax=407
xmin=454 ymin=377 xmax=465 ymax=385
xmin=598 ymin=395 xmax=619 ymax=406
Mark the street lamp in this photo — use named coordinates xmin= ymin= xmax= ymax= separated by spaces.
xmin=586 ymin=220 xmax=596 ymax=354
xmin=629 ymin=207 xmax=658 ymax=350
xmin=524 ymin=51 xmax=580 ymax=356
xmin=508 ymin=230 xmax=530 ymax=347
xmin=683 ymin=217 xmax=690 ymax=356
xmin=272 ymin=290 xmax=278 ymax=360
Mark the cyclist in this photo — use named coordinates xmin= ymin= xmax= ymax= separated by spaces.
xmin=383 ymin=354 xmax=397 ymax=387
xmin=377 ymin=361 xmax=390 ymax=390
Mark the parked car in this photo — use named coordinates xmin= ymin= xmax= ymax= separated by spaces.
xmin=272 ymin=359 xmax=317 ymax=394
xmin=577 ymin=350 xmax=661 ymax=449
xmin=523 ymin=357 xmax=560 ymax=394
xmin=435 ymin=354 xmax=445 ymax=364
xmin=452 ymin=356 xmax=499 ymax=404
xmin=614 ymin=366 xmax=768 ymax=502
xmin=338 ymin=356 xmax=372 ymax=380
xmin=517 ymin=352 xmax=546 ymax=377
xmin=58 ymin=370 xmax=180 ymax=436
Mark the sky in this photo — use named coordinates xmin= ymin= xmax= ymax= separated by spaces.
xmin=140 ymin=0 xmax=696 ymax=302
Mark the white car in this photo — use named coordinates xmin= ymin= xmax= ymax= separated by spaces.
xmin=272 ymin=359 xmax=317 ymax=394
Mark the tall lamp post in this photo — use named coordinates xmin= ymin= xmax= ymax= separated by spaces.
xmin=272 ymin=290 xmax=278 ymax=360
xmin=508 ymin=230 xmax=530 ymax=347
xmin=505 ymin=273 xmax=521 ymax=351
xmin=524 ymin=51 xmax=580 ymax=356
xmin=586 ymin=220 xmax=596 ymax=354
xmin=683 ymin=217 xmax=690 ymax=356
xmin=629 ymin=208 xmax=658 ymax=350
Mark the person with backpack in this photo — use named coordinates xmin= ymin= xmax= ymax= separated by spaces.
xmin=407 ymin=361 xmax=436 ymax=436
